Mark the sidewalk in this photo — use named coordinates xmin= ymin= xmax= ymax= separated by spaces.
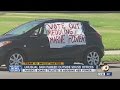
xmin=105 ymin=50 xmax=120 ymax=55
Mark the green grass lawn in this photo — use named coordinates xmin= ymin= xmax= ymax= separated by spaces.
xmin=102 ymin=55 xmax=120 ymax=62
xmin=0 ymin=12 xmax=120 ymax=50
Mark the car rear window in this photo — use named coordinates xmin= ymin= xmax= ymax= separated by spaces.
xmin=82 ymin=22 xmax=96 ymax=33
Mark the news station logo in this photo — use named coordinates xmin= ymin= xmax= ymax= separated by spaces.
xmin=97 ymin=63 xmax=112 ymax=76
xmin=9 ymin=65 xmax=22 ymax=72
xmin=101 ymin=64 xmax=109 ymax=72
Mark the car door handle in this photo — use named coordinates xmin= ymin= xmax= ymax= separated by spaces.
xmin=40 ymin=46 xmax=44 ymax=47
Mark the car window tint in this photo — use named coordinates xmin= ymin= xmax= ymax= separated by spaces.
xmin=6 ymin=20 xmax=40 ymax=35
xmin=43 ymin=28 xmax=47 ymax=35
xmin=38 ymin=27 xmax=43 ymax=34
xmin=33 ymin=27 xmax=43 ymax=36
xmin=34 ymin=28 xmax=39 ymax=35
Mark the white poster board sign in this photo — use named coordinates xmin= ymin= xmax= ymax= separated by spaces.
xmin=45 ymin=22 xmax=86 ymax=48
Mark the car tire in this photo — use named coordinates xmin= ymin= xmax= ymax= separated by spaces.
xmin=83 ymin=49 xmax=101 ymax=66
xmin=6 ymin=50 xmax=25 ymax=71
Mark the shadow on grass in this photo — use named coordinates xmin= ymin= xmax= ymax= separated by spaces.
xmin=0 ymin=12 xmax=7 ymax=16
xmin=99 ymin=64 xmax=120 ymax=68
xmin=109 ymin=66 xmax=120 ymax=68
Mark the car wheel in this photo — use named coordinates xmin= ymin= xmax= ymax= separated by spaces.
xmin=83 ymin=49 xmax=101 ymax=65
xmin=6 ymin=50 xmax=25 ymax=70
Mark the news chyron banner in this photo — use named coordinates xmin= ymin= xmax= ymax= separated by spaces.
xmin=9 ymin=62 xmax=96 ymax=72
xmin=9 ymin=62 xmax=97 ymax=72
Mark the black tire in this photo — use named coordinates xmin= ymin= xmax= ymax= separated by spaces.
xmin=6 ymin=50 xmax=25 ymax=71
xmin=83 ymin=49 xmax=101 ymax=65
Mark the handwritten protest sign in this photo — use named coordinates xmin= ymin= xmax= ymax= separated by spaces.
xmin=45 ymin=22 xmax=86 ymax=48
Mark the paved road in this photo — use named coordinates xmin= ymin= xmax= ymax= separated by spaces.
xmin=0 ymin=64 xmax=120 ymax=79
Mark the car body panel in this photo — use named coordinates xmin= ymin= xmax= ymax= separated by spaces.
xmin=0 ymin=19 xmax=104 ymax=65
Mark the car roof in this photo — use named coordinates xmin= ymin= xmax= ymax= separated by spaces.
xmin=35 ymin=19 xmax=89 ymax=23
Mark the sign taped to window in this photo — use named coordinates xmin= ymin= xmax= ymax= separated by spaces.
xmin=45 ymin=22 xmax=86 ymax=48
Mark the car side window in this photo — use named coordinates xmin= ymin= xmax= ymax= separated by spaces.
xmin=43 ymin=27 xmax=47 ymax=35
xmin=38 ymin=27 xmax=43 ymax=34
xmin=32 ymin=27 xmax=43 ymax=36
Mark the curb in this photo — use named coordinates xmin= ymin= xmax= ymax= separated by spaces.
xmin=105 ymin=50 xmax=120 ymax=55
xmin=101 ymin=62 xmax=120 ymax=64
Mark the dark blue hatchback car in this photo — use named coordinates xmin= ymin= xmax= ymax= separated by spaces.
xmin=0 ymin=19 xmax=104 ymax=68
